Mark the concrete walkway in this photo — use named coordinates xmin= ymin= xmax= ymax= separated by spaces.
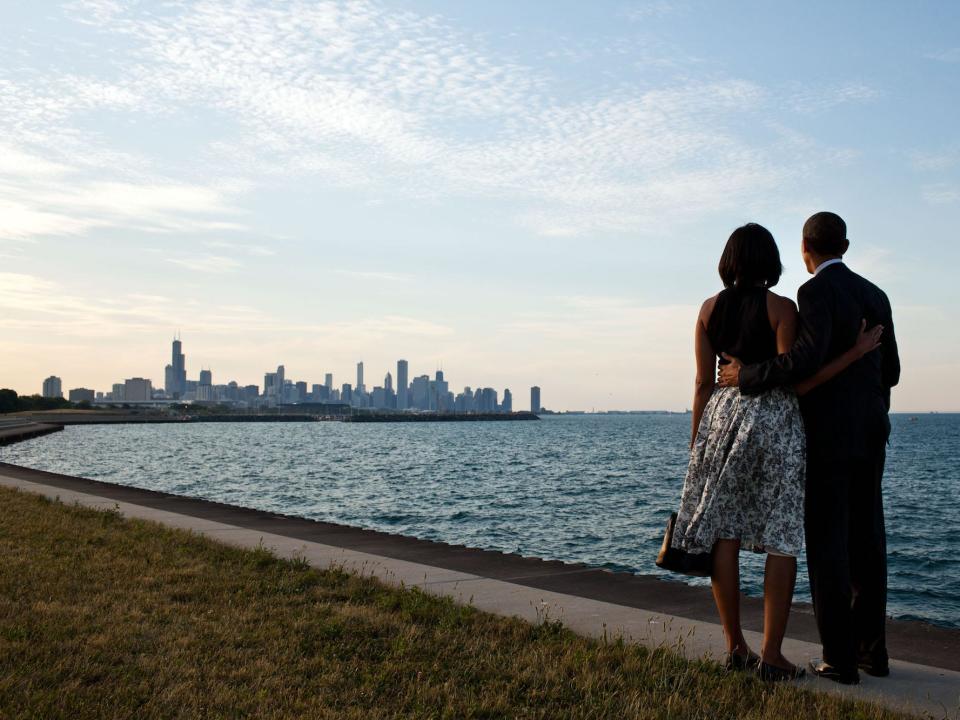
xmin=0 ymin=464 xmax=957 ymax=718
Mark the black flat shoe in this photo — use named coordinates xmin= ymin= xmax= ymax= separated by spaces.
xmin=725 ymin=651 xmax=761 ymax=672
xmin=809 ymin=658 xmax=860 ymax=685
xmin=757 ymin=661 xmax=806 ymax=682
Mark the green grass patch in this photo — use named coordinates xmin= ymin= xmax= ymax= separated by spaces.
xmin=0 ymin=486 xmax=914 ymax=719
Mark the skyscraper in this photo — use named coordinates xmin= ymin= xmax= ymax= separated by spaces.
xmin=42 ymin=376 xmax=62 ymax=399
xmin=167 ymin=336 xmax=187 ymax=399
xmin=324 ymin=373 xmax=333 ymax=390
xmin=199 ymin=369 xmax=212 ymax=386
xmin=531 ymin=386 xmax=541 ymax=414
xmin=356 ymin=361 xmax=364 ymax=394
xmin=502 ymin=388 xmax=513 ymax=413
xmin=384 ymin=372 xmax=393 ymax=392
xmin=396 ymin=359 xmax=409 ymax=410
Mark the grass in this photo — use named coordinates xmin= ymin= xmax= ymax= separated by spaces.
xmin=0 ymin=486 xmax=918 ymax=720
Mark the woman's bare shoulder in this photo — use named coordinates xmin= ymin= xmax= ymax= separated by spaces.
xmin=766 ymin=291 xmax=798 ymax=326
xmin=767 ymin=291 xmax=798 ymax=315
xmin=698 ymin=294 xmax=720 ymax=324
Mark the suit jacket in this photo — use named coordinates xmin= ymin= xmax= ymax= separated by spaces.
xmin=740 ymin=263 xmax=901 ymax=461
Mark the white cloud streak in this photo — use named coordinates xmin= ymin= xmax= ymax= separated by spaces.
xmin=0 ymin=0 xmax=880 ymax=243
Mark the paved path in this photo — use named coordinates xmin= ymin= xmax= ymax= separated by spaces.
xmin=0 ymin=463 xmax=956 ymax=718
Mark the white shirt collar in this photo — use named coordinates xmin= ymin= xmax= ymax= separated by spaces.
xmin=814 ymin=258 xmax=844 ymax=276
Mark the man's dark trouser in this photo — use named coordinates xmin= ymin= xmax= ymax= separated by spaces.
xmin=805 ymin=449 xmax=888 ymax=671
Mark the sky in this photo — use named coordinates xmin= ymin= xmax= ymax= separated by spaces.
xmin=1 ymin=0 xmax=958 ymax=412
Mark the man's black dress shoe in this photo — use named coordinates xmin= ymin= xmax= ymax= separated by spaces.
xmin=808 ymin=659 xmax=860 ymax=685
xmin=858 ymin=659 xmax=890 ymax=677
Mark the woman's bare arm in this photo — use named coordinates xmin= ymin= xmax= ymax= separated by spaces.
xmin=691 ymin=298 xmax=718 ymax=448
xmin=795 ymin=320 xmax=883 ymax=396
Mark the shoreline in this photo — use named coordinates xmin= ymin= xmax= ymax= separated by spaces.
xmin=0 ymin=454 xmax=957 ymax=673
xmin=6 ymin=411 xmax=539 ymax=425
xmin=2 ymin=419 xmax=958 ymax=671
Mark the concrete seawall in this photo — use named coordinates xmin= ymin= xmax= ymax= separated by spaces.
xmin=0 ymin=420 xmax=63 ymax=446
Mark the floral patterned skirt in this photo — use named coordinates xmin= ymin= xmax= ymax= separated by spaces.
xmin=672 ymin=386 xmax=806 ymax=557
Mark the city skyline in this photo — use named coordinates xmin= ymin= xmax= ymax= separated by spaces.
xmin=33 ymin=335 xmax=543 ymax=413
xmin=2 ymin=2 xmax=959 ymax=412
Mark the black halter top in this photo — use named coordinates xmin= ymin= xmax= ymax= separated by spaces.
xmin=707 ymin=287 xmax=778 ymax=366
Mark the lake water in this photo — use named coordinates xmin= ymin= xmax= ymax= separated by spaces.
xmin=3 ymin=413 xmax=957 ymax=628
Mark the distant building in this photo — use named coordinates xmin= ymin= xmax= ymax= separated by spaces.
xmin=324 ymin=373 xmax=333 ymax=390
xmin=384 ymin=372 xmax=393 ymax=392
xmin=263 ymin=365 xmax=285 ymax=403
xmin=531 ymin=386 xmax=541 ymax=414
xmin=199 ymin=369 xmax=212 ymax=386
xmin=42 ymin=376 xmax=63 ymax=399
xmin=295 ymin=381 xmax=308 ymax=402
xmin=111 ymin=383 xmax=125 ymax=401
xmin=411 ymin=375 xmax=430 ymax=410
xmin=502 ymin=388 xmax=512 ymax=413
xmin=341 ymin=383 xmax=353 ymax=405
xmin=430 ymin=370 xmax=449 ymax=411
xmin=454 ymin=387 xmax=475 ymax=413
xmin=68 ymin=388 xmax=95 ymax=403
xmin=396 ymin=360 xmax=409 ymax=410
xmin=356 ymin=362 xmax=365 ymax=394
xmin=478 ymin=387 xmax=498 ymax=412
xmin=166 ymin=336 xmax=187 ymax=399
xmin=124 ymin=378 xmax=153 ymax=402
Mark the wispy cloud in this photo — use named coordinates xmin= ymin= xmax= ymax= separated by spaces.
xmin=335 ymin=269 xmax=412 ymax=282
xmin=911 ymin=143 xmax=960 ymax=171
xmin=925 ymin=48 xmax=960 ymax=63
xmin=204 ymin=240 xmax=277 ymax=257
xmin=0 ymin=272 xmax=451 ymax=342
xmin=166 ymin=254 xmax=244 ymax=274
xmin=785 ymin=81 xmax=881 ymax=114
xmin=0 ymin=0 xmax=879 ymax=244
xmin=621 ymin=2 xmax=683 ymax=22
xmin=922 ymin=183 xmax=960 ymax=205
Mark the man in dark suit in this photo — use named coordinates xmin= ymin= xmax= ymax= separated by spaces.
xmin=718 ymin=211 xmax=900 ymax=685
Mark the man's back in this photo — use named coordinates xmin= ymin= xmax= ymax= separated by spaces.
xmin=738 ymin=262 xmax=900 ymax=461
xmin=797 ymin=263 xmax=900 ymax=460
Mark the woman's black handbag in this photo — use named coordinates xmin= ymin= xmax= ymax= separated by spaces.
xmin=655 ymin=512 xmax=713 ymax=577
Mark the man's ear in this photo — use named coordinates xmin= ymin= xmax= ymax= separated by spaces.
xmin=841 ymin=238 xmax=850 ymax=256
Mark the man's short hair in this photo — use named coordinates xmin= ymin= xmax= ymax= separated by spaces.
xmin=803 ymin=212 xmax=847 ymax=257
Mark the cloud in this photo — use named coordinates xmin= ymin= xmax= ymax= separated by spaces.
xmin=921 ymin=183 xmax=960 ymax=205
xmin=335 ymin=269 xmax=412 ymax=282
xmin=911 ymin=143 xmax=960 ymax=171
xmin=166 ymin=254 xmax=244 ymax=273
xmin=0 ymin=0 xmax=891 ymax=248
xmin=205 ymin=240 xmax=277 ymax=257
xmin=622 ymin=2 xmax=682 ymax=21
xmin=0 ymin=0 xmax=851 ymax=240
xmin=785 ymin=82 xmax=881 ymax=114
xmin=925 ymin=48 xmax=960 ymax=63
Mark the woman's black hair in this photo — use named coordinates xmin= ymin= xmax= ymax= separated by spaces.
xmin=718 ymin=223 xmax=783 ymax=289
